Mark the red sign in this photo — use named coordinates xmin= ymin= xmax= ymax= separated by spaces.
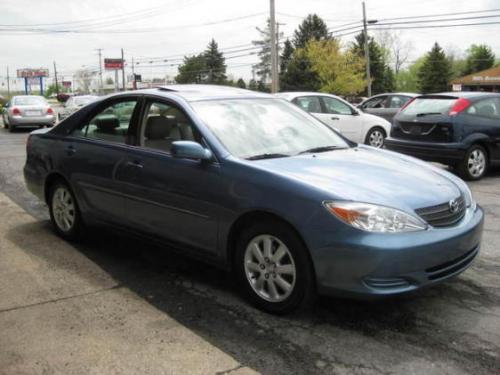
xmin=104 ymin=58 xmax=124 ymax=70
xmin=62 ymin=81 xmax=72 ymax=88
xmin=17 ymin=68 xmax=49 ymax=78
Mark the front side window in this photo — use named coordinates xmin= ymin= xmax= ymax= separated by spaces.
xmin=388 ymin=95 xmax=411 ymax=109
xmin=75 ymin=100 xmax=138 ymax=144
xmin=362 ymin=96 xmax=387 ymax=109
xmin=190 ymin=98 xmax=349 ymax=159
xmin=321 ymin=96 xmax=353 ymax=115
xmin=293 ymin=96 xmax=322 ymax=113
xmin=466 ymin=98 xmax=500 ymax=119
xmin=140 ymin=101 xmax=198 ymax=153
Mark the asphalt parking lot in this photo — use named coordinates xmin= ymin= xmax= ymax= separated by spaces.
xmin=0 ymin=125 xmax=499 ymax=374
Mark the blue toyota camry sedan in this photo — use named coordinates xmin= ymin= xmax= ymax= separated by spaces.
xmin=24 ymin=85 xmax=484 ymax=314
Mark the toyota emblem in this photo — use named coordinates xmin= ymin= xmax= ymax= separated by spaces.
xmin=449 ymin=199 xmax=459 ymax=213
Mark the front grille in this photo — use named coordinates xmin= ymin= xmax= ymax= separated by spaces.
xmin=415 ymin=195 xmax=466 ymax=227
xmin=391 ymin=121 xmax=453 ymax=142
xmin=425 ymin=246 xmax=479 ymax=281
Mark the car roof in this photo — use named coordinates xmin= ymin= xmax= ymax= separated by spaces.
xmin=367 ymin=92 xmax=418 ymax=98
xmin=275 ymin=92 xmax=342 ymax=100
xmin=420 ymin=92 xmax=500 ymax=100
xmin=137 ymin=84 xmax=272 ymax=102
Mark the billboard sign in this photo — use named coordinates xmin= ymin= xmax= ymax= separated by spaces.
xmin=17 ymin=68 xmax=49 ymax=78
xmin=104 ymin=58 xmax=124 ymax=70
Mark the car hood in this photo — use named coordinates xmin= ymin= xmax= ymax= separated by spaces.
xmin=253 ymin=146 xmax=462 ymax=211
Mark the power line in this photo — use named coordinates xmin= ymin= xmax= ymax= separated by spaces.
xmin=370 ymin=20 xmax=500 ymax=30
xmin=376 ymin=13 xmax=500 ymax=26
xmin=376 ymin=8 xmax=500 ymax=22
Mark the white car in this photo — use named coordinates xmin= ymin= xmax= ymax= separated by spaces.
xmin=276 ymin=92 xmax=391 ymax=148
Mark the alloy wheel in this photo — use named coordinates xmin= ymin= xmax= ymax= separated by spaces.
xmin=467 ymin=149 xmax=486 ymax=178
xmin=369 ymin=129 xmax=385 ymax=148
xmin=52 ymin=186 xmax=76 ymax=232
xmin=244 ymin=234 xmax=296 ymax=303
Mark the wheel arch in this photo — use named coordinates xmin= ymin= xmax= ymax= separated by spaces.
xmin=225 ymin=210 xmax=315 ymax=275
xmin=464 ymin=133 xmax=492 ymax=161
xmin=44 ymin=172 xmax=71 ymax=204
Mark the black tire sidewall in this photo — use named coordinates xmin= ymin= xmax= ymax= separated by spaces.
xmin=49 ymin=181 xmax=83 ymax=241
xmin=459 ymin=145 xmax=488 ymax=181
xmin=234 ymin=220 xmax=315 ymax=314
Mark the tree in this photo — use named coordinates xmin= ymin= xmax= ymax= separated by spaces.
xmin=374 ymin=30 xmax=413 ymax=75
xmin=204 ymin=39 xmax=227 ymax=84
xmin=74 ymin=69 xmax=96 ymax=93
xmin=175 ymin=55 xmax=206 ymax=83
xmin=293 ymin=14 xmax=329 ymax=49
xmin=396 ymin=57 xmax=424 ymax=92
xmin=248 ymin=79 xmax=258 ymax=91
xmin=236 ymin=78 xmax=246 ymax=89
xmin=44 ymin=84 xmax=63 ymax=98
xmin=280 ymin=39 xmax=294 ymax=73
xmin=304 ymin=39 xmax=366 ymax=95
xmin=252 ymin=19 xmax=282 ymax=85
xmin=417 ymin=42 xmax=452 ymax=93
xmin=105 ymin=77 xmax=114 ymax=85
xmin=463 ymin=44 xmax=495 ymax=75
xmin=351 ymin=32 xmax=395 ymax=95
xmin=281 ymin=14 xmax=331 ymax=91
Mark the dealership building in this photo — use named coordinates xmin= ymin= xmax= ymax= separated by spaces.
xmin=451 ymin=66 xmax=500 ymax=92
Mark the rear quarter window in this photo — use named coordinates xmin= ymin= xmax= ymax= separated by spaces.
xmin=466 ymin=98 xmax=500 ymax=119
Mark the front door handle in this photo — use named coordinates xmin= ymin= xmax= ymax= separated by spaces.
xmin=65 ymin=145 xmax=76 ymax=156
xmin=126 ymin=161 xmax=143 ymax=169
xmin=331 ymin=116 xmax=339 ymax=120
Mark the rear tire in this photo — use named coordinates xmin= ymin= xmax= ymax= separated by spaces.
xmin=8 ymin=124 xmax=15 ymax=133
xmin=456 ymin=144 xmax=488 ymax=181
xmin=234 ymin=219 xmax=315 ymax=314
xmin=365 ymin=127 xmax=386 ymax=148
xmin=48 ymin=180 xmax=84 ymax=241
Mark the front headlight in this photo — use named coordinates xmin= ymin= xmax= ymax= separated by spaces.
xmin=323 ymin=201 xmax=428 ymax=233
xmin=459 ymin=182 xmax=476 ymax=211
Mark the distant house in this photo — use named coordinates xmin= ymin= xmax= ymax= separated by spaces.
xmin=451 ymin=66 xmax=500 ymax=92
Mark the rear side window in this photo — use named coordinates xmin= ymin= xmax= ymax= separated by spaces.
xmin=362 ymin=96 xmax=387 ymax=109
xmin=74 ymin=100 xmax=138 ymax=144
xmin=388 ymin=95 xmax=411 ymax=109
xmin=466 ymin=98 xmax=500 ymax=119
xmin=321 ymin=96 xmax=353 ymax=115
xmin=293 ymin=96 xmax=322 ymax=113
xmin=401 ymin=98 xmax=457 ymax=116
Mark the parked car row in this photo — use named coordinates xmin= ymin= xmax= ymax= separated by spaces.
xmin=24 ymin=85 xmax=484 ymax=314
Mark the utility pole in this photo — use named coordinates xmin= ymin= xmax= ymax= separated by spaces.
xmin=96 ymin=48 xmax=103 ymax=94
xmin=276 ymin=22 xmax=285 ymax=75
xmin=131 ymin=56 xmax=136 ymax=90
xmin=269 ymin=0 xmax=278 ymax=93
xmin=53 ymin=61 xmax=59 ymax=95
xmin=6 ymin=67 xmax=10 ymax=98
xmin=121 ymin=48 xmax=126 ymax=91
xmin=362 ymin=2 xmax=372 ymax=97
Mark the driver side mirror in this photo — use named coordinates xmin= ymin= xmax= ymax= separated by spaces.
xmin=171 ymin=141 xmax=213 ymax=161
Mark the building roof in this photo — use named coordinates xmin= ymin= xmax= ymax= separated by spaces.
xmin=451 ymin=66 xmax=500 ymax=85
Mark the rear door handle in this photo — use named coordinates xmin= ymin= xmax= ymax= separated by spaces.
xmin=65 ymin=145 xmax=76 ymax=155
xmin=126 ymin=161 xmax=143 ymax=169
xmin=331 ymin=117 xmax=339 ymax=120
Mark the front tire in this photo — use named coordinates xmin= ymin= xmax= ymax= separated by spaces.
xmin=457 ymin=144 xmax=488 ymax=181
xmin=48 ymin=181 xmax=84 ymax=241
xmin=365 ymin=127 xmax=386 ymax=148
xmin=234 ymin=220 xmax=315 ymax=314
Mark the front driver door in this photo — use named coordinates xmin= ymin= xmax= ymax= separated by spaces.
xmin=319 ymin=96 xmax=362 ymax=142
xmin=117 ymin=99 xmax=222 ymax=254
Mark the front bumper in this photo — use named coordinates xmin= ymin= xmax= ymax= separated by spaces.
xmin=312 ymin=205 xmax=484 ymax=298
xmin=10 ymin=115 xmax=55 ymax=127
xmin=385 ymin=138 xmax=466 ymax=165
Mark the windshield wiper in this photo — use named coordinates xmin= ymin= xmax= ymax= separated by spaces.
xmin=416 ymin=112 xmax=442 ymax=117
xmin=298 ymin=145 xmax=343 ymax=155
xmin=246 ymin=153 xmax=290 ymax=160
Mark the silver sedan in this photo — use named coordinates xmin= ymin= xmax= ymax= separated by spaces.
xmin=2 ymin=95 xmax=55 ymax=132
xmin=58 ymin=95 xmax=99 ymax=121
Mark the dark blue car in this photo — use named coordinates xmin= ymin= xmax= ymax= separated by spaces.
xmin=385 ymin=92 xmax=500 ymax=180
xmin=24 ymin=85 xmax=484 ymax=314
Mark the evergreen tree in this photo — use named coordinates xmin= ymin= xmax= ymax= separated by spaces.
xmin=236 ymin=78 xmax=246 ymax=89
xmin=417 ymin=42 xmax=452 ymax=93
xmin=203 ymin=39 xmax=227 ymax=84
xmin=248 ymin=79 xmax=258 ymax=91
xmin=279 ymin=39 xmax=294 ymax=73
xmin=252 ymin=19 xmax=282 ymax=85
xmin=463 ymin=44 xmax=495 ymax=75
xmin=351 ymin=32 xmax=395 ymax=95
xmin=175 ymin=55 xmax=206 ymax=83
xmin=292 ymin=14 xmax=330 ymax=49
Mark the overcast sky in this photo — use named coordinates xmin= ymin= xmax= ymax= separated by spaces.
xmin=1 ymin=0 xmax=499 ymax=89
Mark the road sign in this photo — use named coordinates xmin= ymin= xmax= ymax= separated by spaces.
xmin=104 ymin=58 xmax=124 ymax=70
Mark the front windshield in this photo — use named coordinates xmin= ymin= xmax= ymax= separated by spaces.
xmin=190 ymin=98 xmax=349 ymax=159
